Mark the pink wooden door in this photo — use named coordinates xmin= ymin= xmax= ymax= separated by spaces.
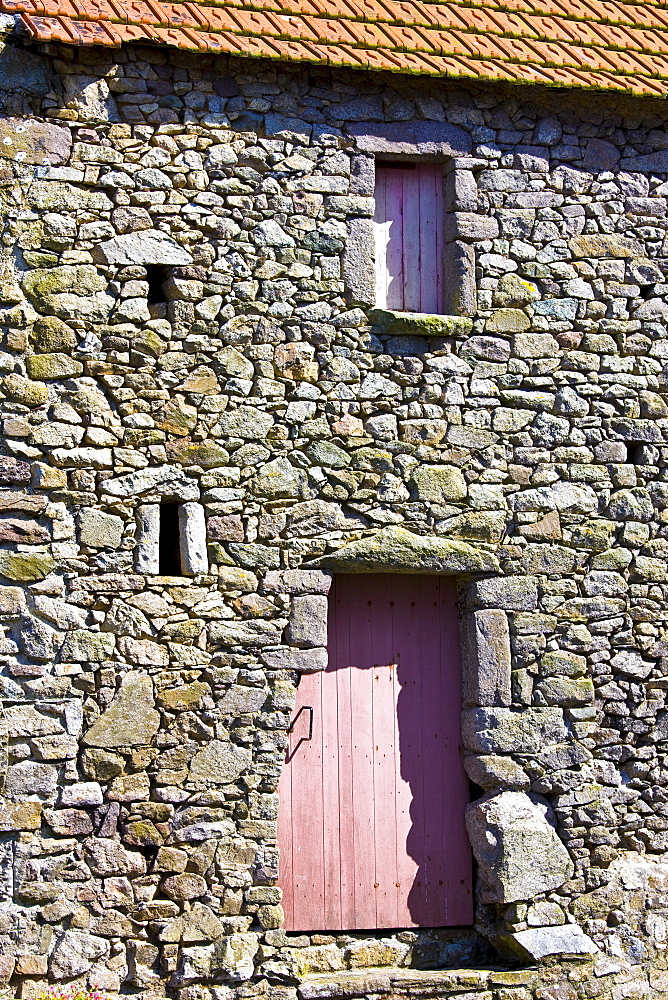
xmin=277 ymin=574 xmax=472 ymax=932
xmin=374 ymin=162 xmax=445 ymax=314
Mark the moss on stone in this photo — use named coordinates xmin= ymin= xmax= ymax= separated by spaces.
xmin=2 ymin=373 xmax=48 ymax=407
xmin=160 ymin=398 xmax=198 ymax=437
xmin=0 ymin=551 xmax=56 ymax=582
xmin=368 ymin=308 xmax=473 ymax=338
xmin=166 ymin=440 xmax=230 ymax=468
xmin=26 ymin=353 xmax=83 ymax=380
xmin=157 ymin=681 xmax=211 ymax=711
xmin=308 ymin=525 xmax=499 ymax=575
xmin=23 ymin=264 xmax=106 ymax=306
xmin=30 ymin=315 xmax=78 ymax=353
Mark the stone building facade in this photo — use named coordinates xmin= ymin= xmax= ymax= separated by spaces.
xmin=0 ymin=10 xmax=667 ymax=1000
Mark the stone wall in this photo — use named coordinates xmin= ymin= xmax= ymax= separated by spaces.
xmin=0 ymin=19 xmax=667 ymax=999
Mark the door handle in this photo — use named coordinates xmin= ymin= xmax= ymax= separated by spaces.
xmin=289 ymin=705 xmax=313 ymax=741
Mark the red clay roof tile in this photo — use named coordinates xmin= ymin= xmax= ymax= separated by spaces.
xmin=7 ymin=0 xmax=668 ymax=94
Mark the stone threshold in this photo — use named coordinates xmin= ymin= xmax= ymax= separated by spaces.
xmin=297 ymin=967 xmax=529 ymax=998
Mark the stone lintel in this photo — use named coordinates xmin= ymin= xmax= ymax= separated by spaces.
xmin=92 ymin=229 xmax=193 ymax=266
xmin=346 ymin=121 xmax=472 ymax=157
xmin=306 ymin=526 xmax=499 ymax=576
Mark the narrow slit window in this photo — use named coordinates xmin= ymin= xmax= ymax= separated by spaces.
xmin=146 ymin=265 xmax=169 ymax=304
xmin=374 ymin=160 xmax=444 ymax=315
xmin=159 ymin=502 xmax=182 ymax=575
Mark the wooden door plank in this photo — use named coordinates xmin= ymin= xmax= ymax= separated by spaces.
xmin=370 ymin=576 xmax=400 ymax=928
xmin=420 ymin=577 xmax=449 ymax=925
xmin=393 ymin=579 xmax=422 ymax=928
xmin=333 ymin=585 xmax=357 ymax=930
xmin=348 ymin=575 xmax=378 ymax=929
xmin=418 ymin=164 xmax=439 ymax=314
xmin=288 ymin=670 xmax=325 ymax=930
xmin=323 ymin=591 xmax=343 ymax=930
xmin=434 ymin=165 xmax=445 ymax=316
xmin=373 ymin=167 xmax=389 ymax=309
xmin=276 ymin=717 xmax=294 ymax=929
xmin=440 ymin=577 xmax=474 ymax=925
xmin=384 ymin=170 xmax=405 ymax=311
xmin=402 ymin=166 xmax=421 ymax=313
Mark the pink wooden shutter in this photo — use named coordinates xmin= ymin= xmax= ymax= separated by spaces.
xmin=374 ymin=162 xmax=444 ymax=315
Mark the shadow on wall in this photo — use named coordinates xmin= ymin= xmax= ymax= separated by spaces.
xmin=0 ymin=38 xmax=50 ymax=94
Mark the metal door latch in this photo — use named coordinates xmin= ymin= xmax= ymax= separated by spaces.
xmin=289 ymin=705 xmax=313 ymax=741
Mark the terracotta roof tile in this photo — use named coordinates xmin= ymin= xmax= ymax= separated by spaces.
xmin=8 ymin=0 xmax=668 ymax=94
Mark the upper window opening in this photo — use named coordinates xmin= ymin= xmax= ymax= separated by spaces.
xmin=159 ymin=502 xmax=182 ymax=575
xmin=146 ymin=265 xmax=169 ymax=305
xmin=374 ymin=160 xmax=444 ymax=316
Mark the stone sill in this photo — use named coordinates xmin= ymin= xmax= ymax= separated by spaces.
xmin=368 ymin=308 xmax=473 ymax=338
xmin=298 ymin=967 xmax=512 ymax=999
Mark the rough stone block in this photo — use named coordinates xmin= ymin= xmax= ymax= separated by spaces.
xmin=464 ymin=754 xmax=530 ymax=791
xmin=461 ymin=707 xmax=567 ymax=754
xmin=83 ymin=837 xmax=147 ymax=877
xmin=466 ymin=791 xmax=574 ymax=903
xmin=443 ymin=240 xmax=476 ymax=316
xmin=261 ymin=647 xmax=328 ymax=673
xmin=136 ymin=503 xmax=159 ymax=574
xmin=0 ymin=800 xmax=42 ymax=831
xmin=83 ymin=672 xmax=160 ymax=748
xmin=179 ymin=502 xmax=208 ymax=576
xmin=188 ymin=740 xmax=252 ymax=784
xmin=285 ymin=595 xmax=328 ymax=648
xmin=5 ymin=760 xmax=58 ymax=796
xmin=79 ymin=508 xmax=124 ymax=549
xmin=466 ymin=576 xmax=538 ymax=611
xmin=343 ymin=216 xmax=375 ymax=306
xmin=93 ymin=229 xmax=192 ymax=265
xmin=409 ymin=464 xmax=467 ymax=503
xmin=461 ymin=609 xmax=512 ymax=707
xmin=570 ymin=234 xmax=643 ymax=259
xmin=536 ymin=676 xmax=595 ymax=707
xmin=60 ymin=629 xmax=115 ymax=662
xmin=499 ymin=924 xmax=598 ymax=961
xmin=209 ymin=620 xmax=282 ymax=647
xmin=60 ymin=781 xmax=103 ymax=807
xmin=445 ymin=212 xmax=499 ymax=242
xmin=49 ymin=930 xmax=110 ymax=980
xmin=0 ymin=550 xmax=56 ymax=582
